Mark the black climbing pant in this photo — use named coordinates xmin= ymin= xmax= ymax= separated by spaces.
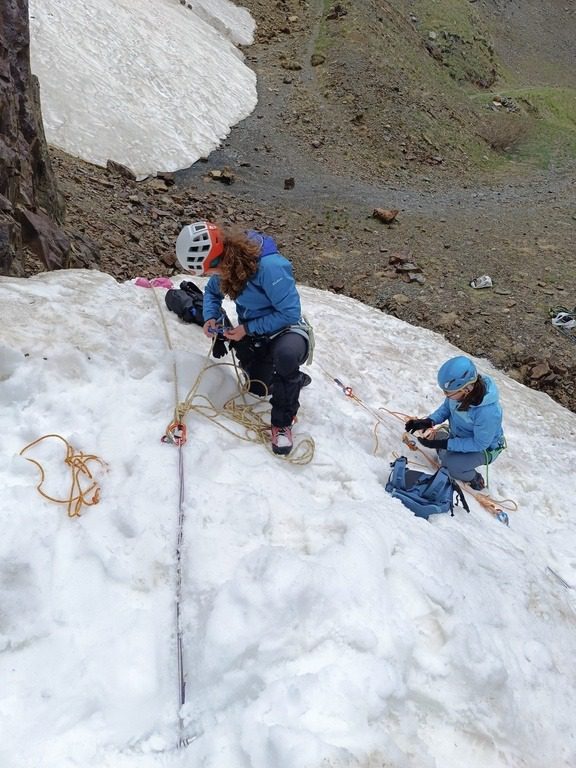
xmin=232 ymin=331 xmax=308 ymax=427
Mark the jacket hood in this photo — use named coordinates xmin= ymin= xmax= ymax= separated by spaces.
xmin=247 ymin=230 xmax=279 ymax=258
xmin=473 ymin=375 xmax=499 ymax=408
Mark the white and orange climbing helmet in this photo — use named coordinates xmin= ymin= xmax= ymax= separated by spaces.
xmin=175 ymin=220 xmax=224 ymax=274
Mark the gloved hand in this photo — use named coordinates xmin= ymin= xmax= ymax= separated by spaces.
xmin=212 ymin=337 xmax=228 ymax=359
xmin=417 ymin=436 xmax=448 ymax=450
xmin=405 ymin=417 xmax=433 ymax=434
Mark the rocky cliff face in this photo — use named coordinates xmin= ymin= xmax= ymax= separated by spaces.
xmin=0 ymin=0 xmax=78 ymax=275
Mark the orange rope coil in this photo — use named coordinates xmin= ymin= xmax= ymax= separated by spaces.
xmin=19 ymin=434 xmax=107 ymax=517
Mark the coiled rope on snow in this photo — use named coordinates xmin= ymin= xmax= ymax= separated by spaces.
xmin=19 ymin=434 xmax=107 ymax=517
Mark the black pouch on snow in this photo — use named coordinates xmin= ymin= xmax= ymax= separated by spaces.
xmin=165 ymin=281 xmax=205 ymax=326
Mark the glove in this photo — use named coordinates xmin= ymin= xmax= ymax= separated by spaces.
xmin=405 ymin=417 xmax=433 ymax=434
xmin=417 ymin=436 xmax=448 ymax=450
xmin=212 ymin=337 xmax=229 ymax=359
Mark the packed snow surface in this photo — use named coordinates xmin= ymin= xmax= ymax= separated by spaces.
xmin=29 ymin=0 xmax=256 ymax=178
xmin=1 ymin=269 xmax=575 ymax=768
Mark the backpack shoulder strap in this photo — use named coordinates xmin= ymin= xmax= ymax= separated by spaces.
xmin=389 ymin=456 xmax=408 ymax=491
xmin=419 ymin=467 xmax=451 ymax=499
xmin=416 ymin=467 xmax=457 ymax=516
xmin=180 ymin=280 xmax=204 ymax=297
xmin=452 ymin=480 xmax=470 ymax=513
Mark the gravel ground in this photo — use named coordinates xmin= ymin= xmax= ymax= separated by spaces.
xmin=44 ymin=0 xmax=576 ymax=410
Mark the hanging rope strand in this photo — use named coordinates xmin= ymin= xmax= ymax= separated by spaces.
xmin=146 ymin=286 xmax=189 ymax=746
xmin=150 ymin=286 xmax=180 ymax=407
xmin=175 ymin=442 xmax=188 ymax=747
xmin=149 ymin=286 xmax=315 ymax=748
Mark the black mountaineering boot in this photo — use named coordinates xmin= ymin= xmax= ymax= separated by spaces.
xmin=469 ymin=472 xmax=486 ymax=491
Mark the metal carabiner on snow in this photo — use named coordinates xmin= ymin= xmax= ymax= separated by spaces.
xmin=334 ymin=377 xmax=354 ymax=397
xmin=162 ymin=422 xmax=187 ymax=446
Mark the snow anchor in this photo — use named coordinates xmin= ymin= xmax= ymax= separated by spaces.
xmin=334 ymin=377 xmax=354 ymax=398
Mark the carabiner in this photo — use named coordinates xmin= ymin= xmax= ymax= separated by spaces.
xmin=402 ymin=432 xmax=419 ymax=451
xmin=162 ymin=422 xmax=187 ymax=446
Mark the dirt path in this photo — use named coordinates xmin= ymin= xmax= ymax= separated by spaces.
xmin=171 ymin=1 xmax=576 ymax=410
xmin=49 ymin=1 xmax=576 ymax=412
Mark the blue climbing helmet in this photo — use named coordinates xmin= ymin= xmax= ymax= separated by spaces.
xmin=437 ymin=356 xmax=478 ymax=393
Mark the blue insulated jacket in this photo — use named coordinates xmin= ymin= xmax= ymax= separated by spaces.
xmin=427 ymin=375 xmax=504 ymax=453
xmin=203 ymin=231 xmax=302 ymax=336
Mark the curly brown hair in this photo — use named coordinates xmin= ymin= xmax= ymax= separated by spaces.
xmin=217 ymin=226 xmax=261 ymax=299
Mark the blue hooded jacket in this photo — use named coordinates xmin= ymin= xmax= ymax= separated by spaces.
xmin=427 ymin=375 xmax=504 ymax=453
xmin=203 ymin=231 xmax=302 ymax=336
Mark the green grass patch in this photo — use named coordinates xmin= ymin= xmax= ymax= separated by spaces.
xmin=415 ymin=0 xmax=481 ymax=38
xmin=471 ymin=87 xmax=576 ymax=166
xmin=313 ymin=0 xmax=337 ymax=56
xmin=411 ymin=0 xmax=497 ymax=87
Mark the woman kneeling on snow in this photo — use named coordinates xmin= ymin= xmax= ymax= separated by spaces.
xmin=405 ymin=356 xmax=505 ymax=490
xmin=175 ymin=220 xmax=310 ymax=457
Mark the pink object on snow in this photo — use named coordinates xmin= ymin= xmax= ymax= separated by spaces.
xmin=134 ymin=277 xmax=174 ymax=289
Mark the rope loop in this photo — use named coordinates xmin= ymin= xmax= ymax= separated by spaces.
xmin=19 ymin=434 xmax=107 ymax=517
xmin=164 ymin=348 xmax=315 ymax=465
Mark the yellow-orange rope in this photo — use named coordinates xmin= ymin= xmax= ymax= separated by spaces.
xmin=19 ymin=434 xmax=107 ymax=517
xmin=169 ymin=346 xmax=315 ymax=465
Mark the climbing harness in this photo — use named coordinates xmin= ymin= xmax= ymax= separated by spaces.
xmin=483 ymin=439 xmax=507 ymax=487
xmin=267 ymin=316 xmax=315 ymax=365
xmin=19 ymin=434 xmax=107 ymax=517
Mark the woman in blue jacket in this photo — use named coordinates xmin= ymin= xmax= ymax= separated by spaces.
xmin=175 ymin=220 xmax=310 ymax=456
xmin=405 ymin=356 xmax=505 ymax=489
